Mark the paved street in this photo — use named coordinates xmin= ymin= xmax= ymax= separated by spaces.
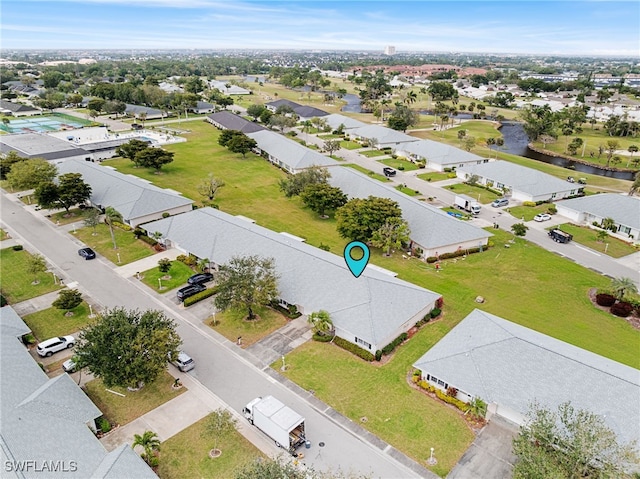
xmin=0 ymin=191 xmax=431 ymax=478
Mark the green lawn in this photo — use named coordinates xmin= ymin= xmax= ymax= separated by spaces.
xmin=340 ymin=140 xmax=362 ymax=150
xmin=46 ymin=208 xmax=89 ymax=226
xmin=84 ymin=371 xmax=185 ymax=427
xmin=395 ymin=185 xmax=420 ymax=196
xmin=417 ymin=172 xmax=451 ymax=182
xmin=0 ymin=248 xmax=62 ymax=304
xmin=360 ymin=149 xmax=388 ymax=158
xmin=508 ymin=204 xmax=555 ymax=222
xmin=206 ymin=306 xmax=289 ymax=347
xmin=379 ymin=157 xmax=419 ymax=172
xmin=156 ymin=413 xmax=264 ymax=479
xmin=445 ymin=183 xmax=500 ymax=204
xmin=557 ymin=223 xmax=638 ymax=258
xmin=73 ymin=224 xmax=156 ymax=265
xmin=316 ymin=133 xmax=344 ymax=139
xmin=141 ymin=260 xmax=196 ymax=292
xmin=23 ymin=301 xmax=94 ymax=340
xmin=342 ymin=163 xmax=391 ymax=183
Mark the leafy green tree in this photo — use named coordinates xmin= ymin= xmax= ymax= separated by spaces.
xmin=132 ymin=430 xmax=161 ymax=467
xmin=66 ymin=93 xmax=83 ymax=108
xmin=6 ymin=158 xmax=58 ymax=190
xmin=197 ymin=173 xmax=225 ymax=205
xmin=300 ymin=183 xmax=347 ymax=217
xmin=157 ymin=258 xmax=172 ymax=274
xmin=75 ymin=308 xmax=181 ymax=389
xmin=323 ymin=139 xmax=341 ymax=155
xmin=135 ymin=147 xmax=174 ymax=172
xmin=519 ymin=104 xmax=558 ymax=141
xmin=511 ymin=222 xmax=528 ymax=237
xmin=226 ymin=133 xmax=257 ymax=158
xmin=56 ymin=173 xmax=92 ymax=212
xmin=83 ymin=207 xmax=101 ymax=235
xmin=259 ymin=108 xmax=273 ymax=124
xmin=512 ymin=402 xmax=639 ymax=479
xmin=610 ymin=277 xmax=638 ymax=301
xmin=87 ymin=98 xmax=105 ymax=112
xmin=52 ymin=289 xmax=83 ymax=311
xmin=462 ymin=136 xmax=477 ymax=152
xmin=104 ymin=206 xmax=123 ymax=250
xmin=427 ymin=81 xmax=457 ymax=101
xmin=604 ymin=139 xmax=620 ymax=167
xmin=27 ymin=253 xmax=47 ymax=285
xmin=218 ymin=129 xmax=243 ymax=147
xmin=308 ymin=310 xmax=333 ymax=337
xmin=115 ymin=139 xmax=149 ymax=168
xmin=183 ymin=77 xmax=204 ymax=94
xmin=387 ymin=104 xmax=419 ymax=132
xmin=34 ymin=181 xmax=60 ymax=210
xmin=214 ymin=255 xmax=279 ymax=321
xmin=336 ymin=196 xmax=402 ymax=242
xmin=0 ymin=150 xmax=25 ymax=180
xmin=279 ymin=166 xmax=330 ymax=198
xmin=371 ymin=217 xmax=411 ymax=256
xmin=203 ymin=409 xmax=238 ymax=455
xmin=246 ymin=103 xmax=266 ymax=121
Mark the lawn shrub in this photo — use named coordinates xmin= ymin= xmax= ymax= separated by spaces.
xmin=22 ymin=333 xmax=36 ymax=345
xmin=547 ymin=205 xmax=557 ymax=214
xmin=610 ymin=302 xmax=633 ymax=317
xmin=270 ymin=302 xmax=302 ymax=319
xmin=375 ymin=349 xmax=382 ymax=361
xmin=332 ymin=336 xmax=374 ymax=361
xmin=138 ymin=235 xmax=158 ymax=247
xmin=426 ymin=246 xmax=485 ymax=263
xmin=111 ymin=220 xmax=132 ymax=231
xmin=398 ymin=165 xmax=405 ymax=171
xmin=522 ymin=201 xmax=536 ymax=207
xmin=435 ymin=296 xmax=444 ymax=309
xmin=415 ymin=314 xmax=431 ymax=328
xmin=381 ymin=332 xmax=408 ymax=356
xmin=176 ymin=254 xmax=197 ymax=267
xmin=416 ymin=380 xmax=470 ymax=413
xmin=0 ymin=295 xmax=6 ymax=307
xmin=595 ymin=293 xmax=616 ymax=307
xmin=97 ymin=417 xmax=111 ymax=433
xmin=430 ymin=307 xmax=441 ymax=318
xmin=312 ymin=332 xmax=333 ymax=342
xmin=162 ymin=212 xmax=170 ymax=218
xmin=12 ymin=244 xmax=23 ymax=251
xmin=183 ymin=286 xmax=219 ymax=307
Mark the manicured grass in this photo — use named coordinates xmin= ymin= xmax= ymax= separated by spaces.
xmin=557 ymin=223 xmax=638 ymax=258
xmin=379 ymin=157 xmax=419 ymax=172
xmin=73 ymin=224 xmax=156 ymax=265
xmin=317 ymin=133 xmax=344 ymax=139
xmin=141 ymin=260 xmax=198 ymax=292
xmin=156 ymin=413 xmax=265 ymax=479
xmin=417 ymin=171 xmax=451 ymax=182
xmin=0 ymin=248 xmax=62 ymax=303
xmin=444 ymin=183 xmax=500 ymax=204
xmin=206 ymin=306 xmax=289 ymax=347
xmin=84 ymin=371 xmax=185 ymax=426
xmin=340 ymin=139 xmax=361 ymax=150
xmin=46 ymin=208 xmax=88 ymax=226
xmin=23 ymin=301 xmax=93 ymax=340
xmin=359 ymin=149 xmax=388 ymax=158
xmin=342 ymin=163 xmax=390 ymax=183
xmin=395 ymin=185 xmax=420 ymax=196
xmin=507 ymin=204 xmax=554 ymax=222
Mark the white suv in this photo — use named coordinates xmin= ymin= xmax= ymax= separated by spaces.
xmin=36 ymin=335 xmax=75 ymax=357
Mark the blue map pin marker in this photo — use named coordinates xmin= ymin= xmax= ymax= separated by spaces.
xmin=344 ymin=241 xmax=370 ymax=278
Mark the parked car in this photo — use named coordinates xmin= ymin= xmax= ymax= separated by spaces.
xmin=382 ymin=167 xmax=396 ymax=177
xmin=176 ymin=283 xmax=206 ymax=302
xmin=187 ymin=273 xmax=214 ymax=285
xmin=78 ymin=247 xmax=96 ymax=260
xmin=534 ymin=213 xmax=552 ymax=222
xmin=36 ymin=335 xmax=75 ymax=357
xmin=62 ymin=358 xmax=77 ymax=373
xmin=491 ymin=198 xmax=509 ymax=208
xmin=169 ymin=350 xmax=195 ymax=372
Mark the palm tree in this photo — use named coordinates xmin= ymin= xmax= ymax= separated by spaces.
xmin=132 ymin=430 xmax=161 ymax=466
xmin=627 ymin=145 xmax=638 ymax=167
xmin=404 ymin=90 xmax=417 ymax=105
xmin=104 ymin=207 xmax=123 ymax=250
xmin=308 ymin=310 xmax=334 ymax=337
xmin=596 ymin=229 xmax=609 ymax=243
xmin=629 ymin=171 xmax=640 ymax=196
xmin=197 ymin=257 xmax=210 ymax=273
xmin=610 ymin=277 xmax=638 ymax=301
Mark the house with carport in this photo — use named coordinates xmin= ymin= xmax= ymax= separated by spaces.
xmin=142 ymin=208 xmax=442 ymax=353
xmin=322 ymin=113 xmax=367 ymax=132
xmin=555 ymin=193 xmax=640 ymax=242
xmin=457 ymin=160 xmax=581 ymax=203
xmin=348 ymin=124 xmax=418 ymax=149
xmin=206 ymin=111 xmax=266 ymax=134
xmin=413 ymin=309 xmax=640 ymax=449
xmin=57 ymin=159 xmax=193 ymax=227
xmin=397 ymin=139 xmax=490 ymax=171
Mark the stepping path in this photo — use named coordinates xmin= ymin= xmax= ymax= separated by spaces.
xmin=246 ymin=315 xmax=313 ymax=367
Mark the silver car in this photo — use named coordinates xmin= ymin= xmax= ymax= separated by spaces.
xmin=169 ymin=350 xmax=195 ymax=372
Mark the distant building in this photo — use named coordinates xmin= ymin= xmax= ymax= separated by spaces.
xmin=0 ymin=99 xmax=41 ymax=117
xmin=384 ymin=45 xmax=396 ymax=56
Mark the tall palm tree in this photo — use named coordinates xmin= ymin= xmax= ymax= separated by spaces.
xmin=132 ymin=430 xmax=161 ymax=466
xmin=104 ymin=207 xmax=123 ymax=250
xmin=610 ymin=277 xmax=638 ymax=301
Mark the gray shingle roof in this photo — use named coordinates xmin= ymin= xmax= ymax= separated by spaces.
xmin=247 ymin=130 xmax=340 ymax=171
xmin=458 ymin=160 xmax=576 ymax=197
xmin=145 ymin=208 xmax=441 ymax=347
xmin=323 ymin=114 xmax=368 ymax=130
xmin=266 ymin=99 xmax=301 ymax=110
xmin=125 ymin=104 xmax=162 ymax=116
xmin=413 ymin=309 xmax=640 ymax=446
xmin=293 ymin=105 xmax=328 ymax=118
xmin=207 ymin=111 xmax=265 ymax=134
xmin=402 ymin=139 xmax=484 ymax=166
xmin=329 ymin=167 xmax=491 ymax=251
xmin=57 ymin=159 xmax=193 ymax=221
xmin=557 ymin=193 xmax=640 ymax=230
xmin=0 ymin=305 xmax=31 ymax=337
xmin=0 ymin=100 xmax=40 ymax=113
xmin=0 ymin=133 xmax=89 ymax=160
xmin=350 ymin=124 xmax=418 ymax=146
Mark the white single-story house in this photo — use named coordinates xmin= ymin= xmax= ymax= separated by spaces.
xmin=397 ymin=139 xmax=490 ymax=171
xmin=247 ymin=129 xmax=340 ymax=173
xmin=206 ymin=111 xmax=266 ymax=134
xmin=349 ymin=124 xmax=418 ymax=149
xmin=57 ymin=159 xmax=193 ymax=227
xmin=413 ymin=309 xmax=640 ymax=448
xmin=0 ymin=306 xmax=157 ymax=478
xmin=189 ymin=101 xmax=215 ymax=114
xmin=328 ymin=167 xmax=491 ymax=258
xmin=555 ymin=193 xmax=640 ymax=242
xmin=209 ymin=80 xmax=251 ymax=95
xmin=142 ymin=208 xmax=442 ymax=353
xmin=265 ymin=99 xmax=302 ymax=113
xmin=322 ymin=113 xmax=368 ymax=131
xmin=457 ymin=160 xmax=582 ymax=203
xmin=0 ymin=99 xmax=41 ymax=117
xmin=124 ymin=104 xmax=165 ymax=120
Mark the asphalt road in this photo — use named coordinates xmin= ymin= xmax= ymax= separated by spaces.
xmin=0 ymin=192 xmax=424 ymax=478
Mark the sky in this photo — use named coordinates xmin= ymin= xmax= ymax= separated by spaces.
xmin=1 ymin=0 xmax=639 ymax=56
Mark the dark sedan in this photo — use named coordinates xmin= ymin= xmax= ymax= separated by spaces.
xmin=187 ymin=272 xmax=214 ymax=285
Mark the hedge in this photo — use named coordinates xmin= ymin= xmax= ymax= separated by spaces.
xmin=12 ymin=244 xmax=23 ymax=251
xmin=610 ymin=302 xmax=633 ymax=317
xmin=138 ymin=234 xmax=158 ymax=247
xmin=417 ymin=380 xmax=470 ymax=413
xmin=381 ymin=332 xmax=408 ymax=356
xmin=183 ymin=286 xmax=220 ymax=307
xmin=426 ymin=246 xmax=485 ymax=263
xmin=332 ymin=336 xmax=374 ymax=361
xmin=595 ymin=293 xmax=616 ymax=307
xmin=430 ymin=307 xmax=441 ymax=319
xmin=312 ymin=332 xmax=333 ymax=342
xmin=111 ymin=220 xmax=132 ymax=231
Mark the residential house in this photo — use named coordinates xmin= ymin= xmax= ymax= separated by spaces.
xmin=265 ymin=99 xmax=301 ymax=113
xmin=348 ymin=124 xmax=418 ymax=149
xmin=143 ymin=208 xmax=442 ymax=352
xmin=456 ymin=160 xmax=581 ymax=203
xmin=0 ymin=133 xmax=92 ymax=162
xmin=57 ymin=159 xmax=193 ymax=227
xmin=124 ymin=104 xmax=165 ymax=120
xmin=328 ymin=167 xmax=491 ymax=258
xmin=209 ymin=80 xmax=251 ymax=95
xmin=292 ymin=105 xmax=329 ymax=121
xmin=0 ymin=99 xmax=41 ymax=117
xmin=189 ymin=101 xmax=215 ymax=115
xmin=322 ymin=113 xmax=368 ymax=132
xmin=0 ymin=306 xmax=157 ymax=478
xmin=413 ymin=309 xmax=640 ymax=447
xmin=397 ymin=139 xmax=489 ymax=171
xmin=206 ymin=111 xmax=266 ymax=134
xmin=555 ymin=193 xmax=640 ymax=242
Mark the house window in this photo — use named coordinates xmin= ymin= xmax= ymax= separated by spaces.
xmin=355 ymin=337 xmax=371 ymax=349
xmin=620 ymin=226 xmax=630 ymax=234
xmin=429 ymin=375 xmax=438 ymax=384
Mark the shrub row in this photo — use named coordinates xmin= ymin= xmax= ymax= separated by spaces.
xmin=595 ymin=293 xmax=616 ymax=307
xmin=12 ymin=244 xmax=23 ymax=251
xmin=417 ymin=380 xmax=470 ymax=413
xmin=426 ymin=246 xmax=485 ymax=263
xmin=270 ymin=302 xmax=302 ymax=319
xmin=611 ymin=301 xmax=633 ymax=317
xmin=96 ymin=417 xmax=111 ymax=433
xmin=381 ymin=332 xmax=408 ymax=356
xmin=312 ymin=332 xmax=333 ymax=342
xmin=332 ymin=336 xmax=374 ymax=362
xmin=138 ymin=234 xmax=158 ymax=247
xmin=111 ymin=220 xmax=132 ymax=231
xmin=522 ymin=201 xmax=536 ymax=207
xmin=176 ymin=254 xmax=197 ymax=267
xmin=183 ymin=286 xmax=220 ymax=307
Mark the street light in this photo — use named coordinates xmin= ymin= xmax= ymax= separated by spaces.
xmin=51 ymin=272 xmax=57 ymax=285
xmin=281 ymin=355 xmax=286 ymax=372
xmin=426 ymin=447 xmax=437 ymax=465
xmin=158 ymin=278 xmax=162 ymax=290
xmin=89 ymin=304 xmax=95 ymax=318
xmin=117 ymin=252 xmax=121 ymax=264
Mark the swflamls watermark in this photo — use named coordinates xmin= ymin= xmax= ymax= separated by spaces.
xmin=4 ymin=460 xmax=78 ymax=473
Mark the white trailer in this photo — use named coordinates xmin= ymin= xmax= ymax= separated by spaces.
xmin=454 ymin=194 xmax=481 ymax=215
xmin=243 ymin=396 xmax=306 ymax=455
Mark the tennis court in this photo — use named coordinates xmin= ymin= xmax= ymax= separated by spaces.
xmin=0 ymin=114 xmax=93 ymax=134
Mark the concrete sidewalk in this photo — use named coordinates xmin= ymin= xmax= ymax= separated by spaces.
xmin=113 ymin=248 xmax=182 ymax=278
